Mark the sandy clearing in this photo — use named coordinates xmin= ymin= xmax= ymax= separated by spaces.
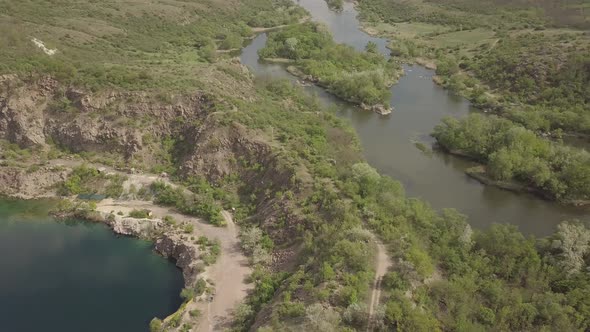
xmin=194 ymin=210 xmax=252 ymax=331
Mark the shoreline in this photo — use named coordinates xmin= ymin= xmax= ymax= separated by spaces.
xmin=250 ymin=16 xmax=310 ymax=33
xmin=465 ymin=167 xmax=590 ymax=207
xmin=52 ymin=201 xmax=207 ymax=330
xmin=53 ymin=196 xmax=253 ymax=331
xmin=5 ymin=161 xmax=253 ymax=332
xmin=434 ymin=144 xmax=590 ymax=207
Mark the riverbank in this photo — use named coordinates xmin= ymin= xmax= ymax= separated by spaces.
xmin=250 ymin=17 xmax=310 ymax=33
xmin=465 ymin=166 xmax=590 ymax=207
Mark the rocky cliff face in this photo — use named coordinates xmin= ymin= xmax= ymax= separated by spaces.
xmin=100 ymin=212 xmax=200 ymax=286
xmin=178 ymin=120 xmax=310 ymax=244
xmin=155 ymin=235 xmax=200 ymax=285
xmin=1 ymin=71 xmax=309 ymax=278
xmin=0 ymin=164 xmax=68 ymax=198
xmin=0 ymin=75 xmax=212 ymax=161
xmin=1 ymin=73 xmax=307 ymax=241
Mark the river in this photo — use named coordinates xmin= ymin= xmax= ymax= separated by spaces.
xmin=240 ymin=0 xmax=589 ymax=236
xmin=0 ymin=199 xmax=183 ymax=332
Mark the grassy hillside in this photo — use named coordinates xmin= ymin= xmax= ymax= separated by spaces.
xmin=0 ymin=0 xmax=305 ymax=91
xmin=357 ymin=0 xmax=590 ymax=136
xmin=359 ymin=0 xmax=590 ymax=29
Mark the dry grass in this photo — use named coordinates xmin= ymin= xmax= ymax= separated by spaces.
xmin=0 ymin=0 xmax=293 ymax=93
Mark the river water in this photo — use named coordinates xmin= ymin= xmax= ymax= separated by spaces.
xmin=0 ymin=199 xmax=183 ymax=332
xmin=240 ymin=0 xmax=589 ymax=236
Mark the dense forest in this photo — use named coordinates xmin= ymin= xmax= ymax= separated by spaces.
xmin=258 ymin=23 xmax=400 ymax=107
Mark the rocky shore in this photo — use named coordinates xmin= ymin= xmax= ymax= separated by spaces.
xmin=101 ymin=208 xmax=203 ymax=287
xmin=21 ymin=159 xmax=253 ymax=332
xmin=52 ymin=200 xmax=203 ymax=289
xmin=50 ymin=195 xmax=251 ymax=331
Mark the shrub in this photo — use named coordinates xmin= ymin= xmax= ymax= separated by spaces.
xmin=58 ymin=165 xmax=125 ymax=197
xmin=279 ymin=301 xmax=306 ymax=318
xmin=128 ymin=209 xmax=151 ymax=219
xmin=183 ymin=224 xmax=194 ymax=233
xmin=168 ymin=313 xmax=181 ymax=327
xmin=189 ymin=309 xmax=201 ymax=318
xmin=194 ymin=278 xmax=207 ymax=296
xmin=164 ymin=215 xmax=177 ymax=226
xmin=149 ymin=318 xmax=162 ymax=332
xmin=180 ymin=288 xmax=195 ymax=301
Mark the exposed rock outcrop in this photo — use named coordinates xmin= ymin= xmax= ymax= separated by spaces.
xmin=361 ymin=102 xmax=393 ymax=115
xmin=155 ymin=235 xmax=200 ymax=285
xmin=103 ymin=214 xmax=160 ymax=237
xmin=0 ymin=75 xmax=212 ymax=161
xmin=0 ymin=164 xmax=68 ymax=198
xmin=99 ymin=210 xmax=200 ymax=286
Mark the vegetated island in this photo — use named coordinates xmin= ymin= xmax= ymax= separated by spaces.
xmin=433 ymin=114 xmax=590 ymax=205
xmin=258 ymin=22 xmax=401 ymax=115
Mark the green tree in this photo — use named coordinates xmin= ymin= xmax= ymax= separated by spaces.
xmin=365 ymin=41 xmax=378 ymax=53
xmin=149 ymin=318 xmax=163 ymax=332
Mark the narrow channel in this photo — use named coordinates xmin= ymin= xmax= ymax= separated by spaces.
xmin=240 ymin=0 xmax=589 ymax=236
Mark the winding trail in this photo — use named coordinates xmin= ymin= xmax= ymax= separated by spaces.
xmin=51 ymin=159 xmax=252 ymax=331
xmin=367 ymin=240 xmax=391 ymax=332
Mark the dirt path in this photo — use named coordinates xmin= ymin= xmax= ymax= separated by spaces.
xmin=196 ymin=210 xmax=252 ymax=331
xmin=52 ymin=159 xmax=252 ymax=331
xmin=367 ymin=240 xmax=391 ymax=332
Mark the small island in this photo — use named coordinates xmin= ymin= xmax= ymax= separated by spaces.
xmin=433 ymin=114 xmax=590 ymax=205
xmin=259 ymin=22 xmax=399 ymax=114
